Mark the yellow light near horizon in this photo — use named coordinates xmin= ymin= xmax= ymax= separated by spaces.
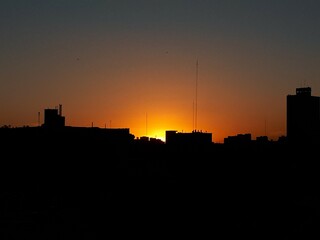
xmin=146 ymin=129 xmax=166 ymax=142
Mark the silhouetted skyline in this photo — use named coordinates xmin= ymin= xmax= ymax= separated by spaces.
xmin=1 ymin=95 xmax=319 ymax=239
xmin=1 ymin=1 xmax=320 ymax=143
xmin=2 ymin=90 xmax=320 ymax=239
xmin=2 ymin=86 xmax=320 ymax=145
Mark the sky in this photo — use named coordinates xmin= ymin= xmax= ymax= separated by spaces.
xmin=1 ymin=0 xmax=320 ymax=143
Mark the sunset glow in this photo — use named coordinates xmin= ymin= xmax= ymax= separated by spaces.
xmin=1 ymin=1 xmax=320 ymax=143
xmin=2 ymin=2 xmax=320 ymax=237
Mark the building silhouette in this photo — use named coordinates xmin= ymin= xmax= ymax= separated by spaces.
xmin=224 ymin=133 xmax=252 ymax=145
xmin=43 ymin=104 xmax=65 ymax=128
xmin=165 ymin=130 xmax=212 ymax=146
xmin=287 ymin=87 xmax=320 ymax=144
xmin=0 ymin=104 xmax=136 ymax=148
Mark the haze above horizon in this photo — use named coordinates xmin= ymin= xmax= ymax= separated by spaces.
xmin=1 ymin=0 xmax=320 ymax=143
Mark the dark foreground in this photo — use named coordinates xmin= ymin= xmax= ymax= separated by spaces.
xmin=1 ymin=140 xmax=320 ymax=239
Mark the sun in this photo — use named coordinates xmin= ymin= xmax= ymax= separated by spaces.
xmin=146 ymin=129 xmax=166 ymax=143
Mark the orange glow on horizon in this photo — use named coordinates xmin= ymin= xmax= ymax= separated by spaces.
xmin=1 ymin=40 xmax=288 ymax=143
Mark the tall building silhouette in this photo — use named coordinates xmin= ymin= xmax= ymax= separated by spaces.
xmin=43 ymin=104 xmax=65 ymax=128
xmin=287 ymin=87 xmax=320 ymax=144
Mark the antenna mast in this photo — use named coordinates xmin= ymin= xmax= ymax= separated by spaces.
xmin=192 ymin=100 xmax=194 ymax=131
xmin=195 ymin=59 xmax=198 ymax=131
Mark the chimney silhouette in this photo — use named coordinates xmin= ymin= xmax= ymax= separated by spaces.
xmin=59 ymin=104 xmax=62 ymax=116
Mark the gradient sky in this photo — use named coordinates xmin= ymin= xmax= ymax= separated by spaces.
xmin=1 ymin=0 xmax=320 ymax=142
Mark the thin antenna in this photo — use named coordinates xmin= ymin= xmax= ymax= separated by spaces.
xmin=38 ymin=112 xmax=40 ymax=126
xmin=192 ymin=100 xmax=194 ymax=131
xmin=195 ymin=59 xmax=198 ymax=131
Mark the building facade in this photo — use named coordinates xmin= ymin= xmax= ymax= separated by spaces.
xmin=287 ymin=87 xmax=320 ymax=144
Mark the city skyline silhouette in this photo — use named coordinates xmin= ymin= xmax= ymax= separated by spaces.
xmin=2 ymin=85 xmax=319 ymax=146
xmin=1 ymin=86 xmax=319 ymax=239
xmin=1 ymin=1 xmax=320 ymax=239
xmin=2 ymin=1 xmax=320 ymax=143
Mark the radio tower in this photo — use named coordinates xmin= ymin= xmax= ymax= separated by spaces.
xmin=195 ymin=59 xmax=199 ymax=131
